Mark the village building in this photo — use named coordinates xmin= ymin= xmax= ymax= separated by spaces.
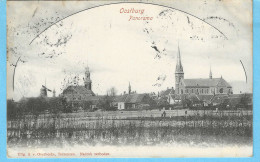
xmin=61 ymin=66 xmax=95 ymax=102
xmin=114 ymin=93 xmax=155 ymax=110
xmin=175 ymin=45 xmax=233 ymax=95
xmin=59 ymin=66 xmax=110 ymax=110
xmin=149 ymin=92 xmax=158 ymax=100
xmin=114 ymin=82 xmax=156 ymax=110
xmin=196 ymin=94 xmax=214 ymax=106
xmin=62 ymin=85 xmax=95 ymax=102
xmin=210 ymin=93 xmax=253 ymax=109
xmin=39 ymin=81 xmax=53 ymax=98
xmin=153 ymin=87 xmax=174 ymax=107
xmin=157 ymin=46 xmax=234 ymax=108
xmin=160 ymin=87 xmax=174 ymax=97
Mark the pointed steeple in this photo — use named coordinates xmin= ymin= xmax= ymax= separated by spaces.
xmin=175 ymin=44 xmax=184 ymax=73
xmin=128 ymin=82 xmax=131 ymax=94
xmin=175 ymin=43 xmax=184 ymax=95
xmin=209 ymin=66 xmax=212 ymax=79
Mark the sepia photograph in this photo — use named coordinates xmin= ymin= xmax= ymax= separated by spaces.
xmin=6 ymin=0 xmax=253 ymax=158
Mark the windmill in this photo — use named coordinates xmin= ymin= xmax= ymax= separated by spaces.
xmin=40 ymin=79 xmax=52 ymax=97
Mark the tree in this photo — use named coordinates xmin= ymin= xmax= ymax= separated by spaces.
xmin=26 ymin=97 xmax=49 ymax=115
xmin=106 ymin=87 xmax=117 ymax=96
xmin=7 ymin=99 xmax=19 ymax=119
xmin=97 ymin=96 xmax=115 ymax=111
xmin=183 ymin=98 xmax=192 ymax=108
xmin=62 ymin=101 xmax=73 ymax=113
xmin=157 ymin=97 xmax=169 ymax=108
xmin=81 ymin=100 xmax=93 ymax=111
xmin=240 ymin=93 xmax=252 ymax=109
xmin=220 ymin=99 xmax=229 ymax=110
xmin=48 ymin=97 xmax=64 ymax=114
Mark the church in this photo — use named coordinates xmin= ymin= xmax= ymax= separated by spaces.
xmin=61 ymin=66 xmax=95 ymax=101
xmin=174 ymin=46 xmax=233 ymax=95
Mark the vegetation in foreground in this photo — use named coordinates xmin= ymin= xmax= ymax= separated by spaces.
xmin=7 ymin=111 xmax=252 ymax=148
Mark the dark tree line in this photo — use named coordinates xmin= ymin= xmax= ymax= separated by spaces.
xmin=7 ymin=97 xmax=68 ymax=120
xmin=7 ymin=96 xmax=118 ymax=120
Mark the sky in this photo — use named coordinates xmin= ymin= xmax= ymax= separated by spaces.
xmin=7 ymin=0 xmax=252 ymax=100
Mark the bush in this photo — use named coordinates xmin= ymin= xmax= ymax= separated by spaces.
xmin=7 ymin=99 xmax=19 ymax=119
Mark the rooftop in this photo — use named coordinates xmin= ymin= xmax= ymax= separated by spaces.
xmin=62 ymin=86 xmax=95 ymax=96
xmin=183 ymin=78 xmax=232 ymax=88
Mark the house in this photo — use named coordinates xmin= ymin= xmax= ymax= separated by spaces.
xmin=197 ymin=94 xmax=214 ymax=106
xmin=170 ymin=94 xmax=212 ymax=108
xmin=114 ymin=93 xmax=155 ymax=110
xmin=159 ymin=87 xmax=176 ymax=105
xmin=167 ymin=94 xmax=176 ymax=105
xmin=65 ymin=95 xmax=105 ymax=111
xmin=184 ymin=94 xmax=201 ymax=107
xmin=114 ymin=95 xmax=128 ymax=110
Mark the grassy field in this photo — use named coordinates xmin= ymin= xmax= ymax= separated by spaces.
xmin=30 ymin=109 xmax=252 ymax=119
xmin=7 ymin=109 xmax=252 ymax=148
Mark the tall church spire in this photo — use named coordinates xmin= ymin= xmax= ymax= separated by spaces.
xmin=175 ymin=44 xmax=184 ymax=94
xmin=209 ymin=66 xmax=212 ymax=79
xmin=175 ymin=44 xmax=184 ymax=73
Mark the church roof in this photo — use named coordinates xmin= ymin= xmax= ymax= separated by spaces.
xmin=62 ymin=86 xmax=95 ymax=96
xmin=183 ymin=78 xmax=232 ymax=88
xmin=114 ymin=94 xmax=128 ymax=102
xmin=114 ymin=94 xmax=149 ymax=103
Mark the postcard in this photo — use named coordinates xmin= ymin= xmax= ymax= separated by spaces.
xmin=6 ymin=0 xmax=253 ymax=158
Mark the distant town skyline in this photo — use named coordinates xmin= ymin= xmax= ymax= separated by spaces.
xmin=7 ymin=1 xmax=252 ymax=100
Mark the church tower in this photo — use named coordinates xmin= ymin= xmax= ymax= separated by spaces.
xmin=175 ymin=45 xmax=184 ymax=94
xmin=84 ymin=66 xmax=92 ymax=90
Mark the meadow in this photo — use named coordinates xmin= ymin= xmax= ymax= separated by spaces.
xmin=7 ymin=109 xmax=252 ymax=148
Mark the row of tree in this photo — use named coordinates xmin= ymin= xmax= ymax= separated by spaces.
xmin=7 ymin=96 xmax=117 ymax=120
xmin=157 ymin=93 xmax=253 ymax=110
xmin=8 ymin=97 xmax=65 ymax=119
xmin=7 ymin=93 xmax=252 ymax=120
